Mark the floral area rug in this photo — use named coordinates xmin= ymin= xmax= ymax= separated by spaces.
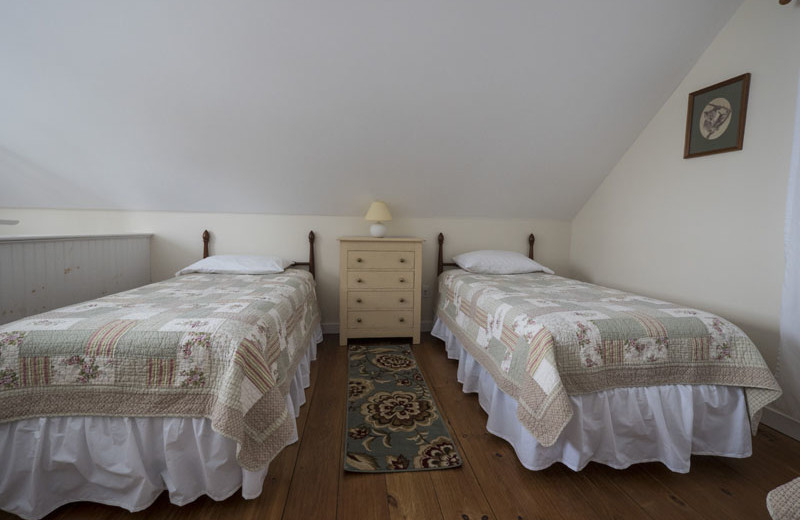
xmin=345 ymin=344 xmax=463 ymax=472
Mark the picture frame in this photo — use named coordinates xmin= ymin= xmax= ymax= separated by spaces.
xmin=684 ymin=73 xmax=750 ymax=159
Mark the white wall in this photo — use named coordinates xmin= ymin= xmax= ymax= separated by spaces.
xmin=571 ymin=0 xmax=798 ymax=374
xmin=0 ymin=208 xmax=572 ymax=332
xmin=0 ymin=1 xmax=740 ymax=221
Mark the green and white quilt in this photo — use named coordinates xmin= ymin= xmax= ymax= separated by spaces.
xmin=437 ymin=270 xmax=781 ymax=447
xmin=0 ymin=270 xmax=320 ymax=470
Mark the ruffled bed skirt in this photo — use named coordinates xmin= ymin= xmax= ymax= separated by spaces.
xmin=431 ymin=319 xmax=751 ymax=473
xmin=0 ymin=327 xmax=322 ymax=520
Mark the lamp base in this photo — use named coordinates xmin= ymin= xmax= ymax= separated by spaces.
xmin=369 ymin=222 xmax=387 ymax=238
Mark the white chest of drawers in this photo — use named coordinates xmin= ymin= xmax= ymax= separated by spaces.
xmin=338 ymin=237 xmax=423 ymax=345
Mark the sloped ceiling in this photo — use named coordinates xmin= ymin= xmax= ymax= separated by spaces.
xmin=0 ymin=0 xmax=742 ymax=220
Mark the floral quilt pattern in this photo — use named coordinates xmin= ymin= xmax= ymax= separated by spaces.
xmin=0 ymin=270 xmax=320 ymax=470
xmin=437 ymin=270 xmax=781 ymax=447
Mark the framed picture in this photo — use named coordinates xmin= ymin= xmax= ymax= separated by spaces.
xmin=684 ymin=73 xmax=750 ymax=158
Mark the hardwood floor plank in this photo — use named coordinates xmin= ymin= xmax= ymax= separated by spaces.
xmin=425 ymin=466 xmax=494 ymax=520
xmin=414 ymin=343 xmax=497 ymax=520
xmin=385 ymin=472 xmax=443 ymax=520
xmin=585 ymin=464 xmax=707 ymax=520
xmin=338 ymin=472 xmax=390 ymax=520
xmin=643 ymin=456 xmax=773 ymax=520
xmin=282 ymin=338 xmax=346 ymax=520
xmin=719 ymin=425 xmax=800 ymax=492
xmin=525 ymin=464 xmax=654 ymax=520
xmin=756 ymin=425 xmax=800 ymax=473
xmin=719 ymin=451 xmax=799 ymax=495
xmin=457 ymin=431 xmax=571 ymax=520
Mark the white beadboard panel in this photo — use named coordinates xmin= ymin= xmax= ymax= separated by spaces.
xmin=0 ymin=234 xmax=152 ymax=325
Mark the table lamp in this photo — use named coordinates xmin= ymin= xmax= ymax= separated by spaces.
xmin=365 ymin=201 xmax=392 ymax=238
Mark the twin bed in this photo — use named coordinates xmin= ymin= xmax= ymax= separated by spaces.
xmin=0 ymin=231 xmax=322 ymax=519
xmin=432 ymin=233 xmax=781 ymax=473
xmin=0 ymin=229 xmax=783 ymax=518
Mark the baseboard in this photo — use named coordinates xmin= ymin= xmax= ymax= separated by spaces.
xmin=321 ymin=322 xmax=339 ymax=335
xmin=321 ymin=320 xmax=434 ymax=336
xmin=762 ymin=406 xmax=800 ymax=441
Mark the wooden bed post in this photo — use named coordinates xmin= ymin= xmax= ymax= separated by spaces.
xmin=437 ymin=233 xmax=444 ymax=276
xmin=202 ymin=230 xmax=210 ymax=258
xmin=437 ymin=233 xmax=458 ymax=276
xmin=528 ymin=233 xmax=535 ymax=260
xmin=308 ymin=231 xmax=316 ymax=279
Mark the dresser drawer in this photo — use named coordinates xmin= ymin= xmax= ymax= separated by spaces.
xmin=349 ymin=310 xmax=413 ymax=329
xmin=347 ymin=271 xmax=413 ymax=289
xmin=347 ymin=251 xmax=415 ymax=269
xmin=348 ymin=291 xmax=413 ymax=310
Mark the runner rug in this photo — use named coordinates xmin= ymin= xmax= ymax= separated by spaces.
xmin=344 ymin=344 xmax=463 ymax=472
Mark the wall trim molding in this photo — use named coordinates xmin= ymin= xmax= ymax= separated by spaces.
xmin=762 ymin=406 xmax=800 ymax=441
xmin=0 ymin=233 xmax=153 ymax=243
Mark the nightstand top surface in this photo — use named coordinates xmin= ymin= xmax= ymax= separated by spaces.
xmin=338 ymin=236 xmax=424 ymax=243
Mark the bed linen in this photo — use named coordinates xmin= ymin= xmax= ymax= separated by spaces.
xmin=433 ymin=319 xmax=750 ymax=472
xmin=0 ymin=330 xmax=319 ymax=520
xmin=436 ymin=270 xmax=781 ymax=449
xmin=0 ymin=270 xmax=321 ymax=519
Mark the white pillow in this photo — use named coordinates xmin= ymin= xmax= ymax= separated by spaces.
xmin=176 ymin=255 xmax=294 ymax=276
xmin=452 ymin=250 xmax=554 ymax=275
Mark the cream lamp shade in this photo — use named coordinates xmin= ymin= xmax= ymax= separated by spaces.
xmin=365 ymin=201 xmax=392 ymax=238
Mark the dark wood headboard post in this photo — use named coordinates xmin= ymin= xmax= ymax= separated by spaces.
xmin=202 ymin=230 xmax=210 ymax=258
xmin=308 ymin=231 xmax=316 ymax=279
xmin=437 ymin=233 xmax=458 ymax=276
xmin=291 ymin=231 xmax=316 ymax=279
xmin=437 ymin=233 xmax=444 ymax=276
xmin=528 ymin=234 xmax=535 ymax=260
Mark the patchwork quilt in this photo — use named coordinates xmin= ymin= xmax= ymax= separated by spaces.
xmin=437 ymin=270 xmax=781 ymax=447
xmin=0 ymin=270 xmax=320 ymax=470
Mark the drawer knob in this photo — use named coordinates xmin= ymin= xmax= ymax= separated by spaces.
xmin=356 ymin=298 xmax=362 ymax=303
xmin=399 ymin=298 xmax=405 ymax=303
xmin=399 ymin=278 xmax=405 ymax=283
xmin=357 ymin=278 xmax=363 ymax=283
xmin=399 ymin=258 xmax=406 ymax=263
xmin=357 ymin=258 xmax=363 ymax=263
xmin=356 ymin=318 xmax=362 ymax=323
xmin=399 ymin=317 xmax=405 ymax=323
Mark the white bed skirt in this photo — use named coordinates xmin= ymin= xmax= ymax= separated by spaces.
xmin=0 ymin=326 xmax=323 ymax=520
xmin=431 ymin=319 xmax=751 ymax=473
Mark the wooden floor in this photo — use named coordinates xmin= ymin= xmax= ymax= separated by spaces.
xmin=4 ymin=333 xmax=800 ymax=520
